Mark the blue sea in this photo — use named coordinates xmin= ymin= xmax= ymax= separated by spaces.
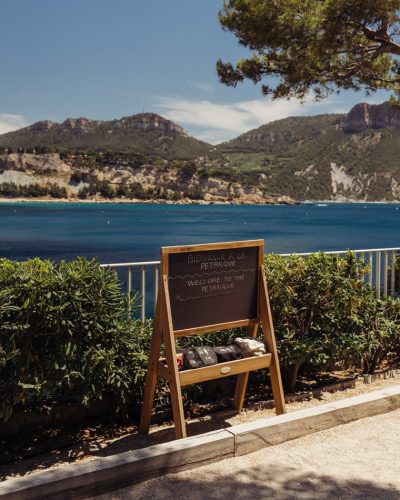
xmin=1 ymin=202 xmax=400 ymax=263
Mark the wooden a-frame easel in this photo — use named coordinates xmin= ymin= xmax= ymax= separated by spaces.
xmin=139 ymin=241 xmax=286 ymax=439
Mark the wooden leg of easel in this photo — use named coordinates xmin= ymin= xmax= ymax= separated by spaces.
xmin=233 ymin=374 xmax=249 ymax=411
xmin=161 ymin=278 xmax=187 ymax=439
xmin=163 ymin=332 xmax=186 ymax=439
xmin=259 ymin=272 xmax=286 ymax=415
xmin=233 ymin=323 xmax=259 ymax=411
xmin=268 ymin=358 xmax=286 ymax=415
xmin=139 ymin=300 xmax=162 ymax=434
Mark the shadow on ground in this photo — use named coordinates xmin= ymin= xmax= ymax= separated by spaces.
xmin=93 ymin=464 xmax=400 ymax=500
xmin=0 ymin=408 xmax=241 ymax=481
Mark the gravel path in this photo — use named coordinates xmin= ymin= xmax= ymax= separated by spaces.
xmin=96 ymin=409 xmax=400 ymax=500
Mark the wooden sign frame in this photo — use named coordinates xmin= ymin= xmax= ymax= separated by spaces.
xmin=139 ymin=240 xmax=286 ymax=439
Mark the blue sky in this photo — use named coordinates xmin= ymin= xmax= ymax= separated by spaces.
xmin=0 ymin=0 xmax=391 ymax=143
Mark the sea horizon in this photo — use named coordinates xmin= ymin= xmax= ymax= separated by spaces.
xmin=1 ymin=202 xmax=400 ymax=264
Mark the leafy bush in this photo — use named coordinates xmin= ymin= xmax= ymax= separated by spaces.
xmin=0 ymin=258 xmax=144 ymax=423
xmin=353 ymin=297 xmax=400 ymax=374
xmin=1 ymin=252 xmax=400 ymax=426
xmin=264 ymin=252 xmax=372 ymax=389
xmin=179 ymin=162 xmax=197 ymax=180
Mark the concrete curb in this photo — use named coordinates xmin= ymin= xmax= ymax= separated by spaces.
xmin=1 ymin=385 xmax=399 ymax=499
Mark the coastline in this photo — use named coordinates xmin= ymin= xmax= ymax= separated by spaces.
xmin=0 ymin=196 xmax=297 ymax=206
xmin=0 ymin=196 xmax=398 ymax=205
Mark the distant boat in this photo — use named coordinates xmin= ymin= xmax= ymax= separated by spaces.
xmin=317 ymin=203 xmax=328 ymax=207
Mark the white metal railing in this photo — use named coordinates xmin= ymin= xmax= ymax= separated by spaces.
xmin=101 ymin=247 xmax=400 ymax=321
xmin=100 ymin=260 xmax=160 ymax=322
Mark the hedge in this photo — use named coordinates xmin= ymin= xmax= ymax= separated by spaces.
xmin=0 ymin=258 xmax=147 ymax=423
xmin=265 ymin=252 xmax=400 ymax=389
xmin=0 ymin=253 xmax=399 ymax=424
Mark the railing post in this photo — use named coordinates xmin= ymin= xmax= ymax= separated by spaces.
xmin=383 ymin=251 xmax=388 ymax=298
xmin=154 ymin=264 xmax=159 ymax=316
xmin=391 ymin=250 xmax=396 ymax=297
xmin=359 ymin=252 xmax=365 ymax=282
xmin=368 ymin=252 xmax=373 ymax=287
xmin=375 ymin=251 xmax=381 ymax=300
xmin=127 ymin=266 xmax=132 ymax=317
xmin=141 ymin=265 xmax=146 ymax=323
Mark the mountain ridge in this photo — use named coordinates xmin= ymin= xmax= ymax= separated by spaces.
xmin=0 ymin=112 xmax=210 ymax=160
xmin=1 ymin=101 xmax=400 ymax=202
xmin=3 ymin=101 xmax=400 ymax=152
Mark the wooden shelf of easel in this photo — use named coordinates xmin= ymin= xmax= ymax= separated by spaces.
xmin=158 ymin=353 xmax=272 ymax=386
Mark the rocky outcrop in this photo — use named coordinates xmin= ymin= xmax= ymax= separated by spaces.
xmin=341 ymin=101 xmax=400 ymax=133
xmin=15 ymin=113 xmax=188 ymax=138
xmin=29 ymin=120 xmax=57 ymax=131
xmin=0 ymin=153 xmax=288 ymax=204
xmin=0 ymin=153 xmax=82 ymax=193
xmin=115 ymin=113 xmax=188 ymax=136
xmin=59 ymin=118 xmax=100 ymax=134
xmin=0 ymin=153 xmax=71 ymax=177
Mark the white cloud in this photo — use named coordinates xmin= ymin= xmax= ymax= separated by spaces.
xmin=186 ymin=81 xmax=215 ymax=93
xmin=0 ymin=113 xmax=28 ymax=135
xmin=194 ymin=82 xmax=215 ymax=93
xmin=154 ymin=93 xmax=388 ymax=144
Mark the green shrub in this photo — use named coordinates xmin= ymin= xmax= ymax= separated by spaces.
xmin=1 ymin=252 xmax=400 ymax=426
xmin=0 ymin=258 xmax=141 ymax=423
xmin=264 ymin=252 xmax=372 ymax=389
xmin=179 ymin=162 xmax=197 ymax=179
xmin=353 ymin=297 xmax=400 ymax=374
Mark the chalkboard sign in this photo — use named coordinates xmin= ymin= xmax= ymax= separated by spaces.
xmin=164 ymin=241 xmax=261 ymax=331
xmin=139 ymin=239 xmax=286 ymax=440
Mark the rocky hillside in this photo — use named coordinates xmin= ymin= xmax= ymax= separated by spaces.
xmin=0 ymin=152 xmax=290 ymax=204
xmin=218 ymin=102 xmax=400 ymax=202
xmin=1 ymin=102 xmax=400 ymax=202
xmin=0 ymin=113 xmax=211 ymax=160
xmin=341 ymin=101 xmax=400 ymax=132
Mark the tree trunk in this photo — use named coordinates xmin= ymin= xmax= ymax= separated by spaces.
xmin=368 ymin=348 xmax=382 ymax=375
xmin=283 ymin=361 xmax=301 ymax=392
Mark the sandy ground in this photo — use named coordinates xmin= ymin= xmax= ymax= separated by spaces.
xmin=1 ymin=374 xmax=400 ymax=483
xmin=95 ymin=408 xmax=400 ymax=500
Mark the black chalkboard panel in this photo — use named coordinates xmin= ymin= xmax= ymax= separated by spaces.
xmin=167 ymin=245 xmax=259 ymax=331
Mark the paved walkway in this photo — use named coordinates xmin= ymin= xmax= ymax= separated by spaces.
xmin=96 ymin=409 xmax=400 ymax=499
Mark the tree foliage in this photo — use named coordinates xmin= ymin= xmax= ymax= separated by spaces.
xmin=0 ymin=182 xmax=67 ymax=198
xmin=217 ymin=0 xmax=400 ymax=99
